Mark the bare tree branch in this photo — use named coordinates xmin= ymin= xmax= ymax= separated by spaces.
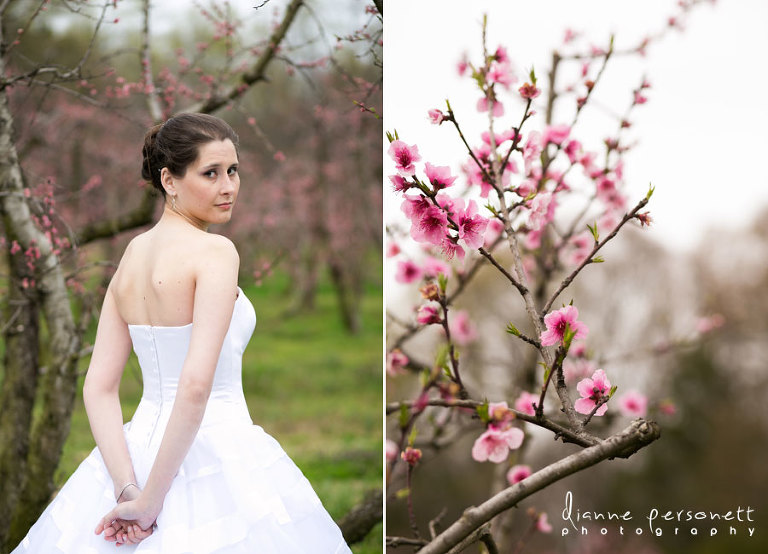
xmin=187 ymin=0 xmax=305 ymax=114
xmin=418 ymin=419 xmax=661 ymax=554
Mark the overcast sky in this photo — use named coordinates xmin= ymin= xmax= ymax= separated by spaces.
xmin=384 ymin=0 xmax=768 ymax=253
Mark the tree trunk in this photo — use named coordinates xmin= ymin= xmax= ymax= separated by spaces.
xmin=0 ymin=260 xmax=40 ymax=551
xmin=0 ymin=81 xmax=82 ymax=550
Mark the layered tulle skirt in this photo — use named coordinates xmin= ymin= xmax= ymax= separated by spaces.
xmin=13 ymin=411 xmax=351 ymax=553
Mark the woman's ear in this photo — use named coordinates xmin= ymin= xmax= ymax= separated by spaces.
xmin=160 ymin=168 xmax=176 ymax=197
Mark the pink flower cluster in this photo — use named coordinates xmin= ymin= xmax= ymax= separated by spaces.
xmin=388 ymin=140 xmax=492 ymax=261
xmin=471 ymin=401 xmax=524 ymax=463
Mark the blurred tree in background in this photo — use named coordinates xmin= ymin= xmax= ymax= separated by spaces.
xmin=0 ymin=0 xmax=381 ymax=550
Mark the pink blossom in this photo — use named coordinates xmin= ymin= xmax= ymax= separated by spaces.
xmin=410 ymin=205 xmax=449 ymax=246
xmin=388 ymin=140 xmax=421 ymax=177
xmin=10 ymin=240 xmax=21 ymax=255
xmin=457 ymin=54 xmax=469 ymax=76
xmin=618 ymin=390 xmax=648 ymax=418
xmin=564 ymin=139 xmax=582 ymax=164
xmin=487 ymin=61 xmax=516 ymax=89
xmin=518 ymin=82 xmax=541 ymax=99
xmin=523 ymin=131 xmax=543 ymax=171
xmin=528 ymin=192 xmax=556 ymax=232
xmin=385 ymin=440 xmax=399 ymax=462
xmin=481 ymin=129 xmax=520 ymax=147
xmin=449 ymin=310 xmax=477 ymax=345
xmin=422 ymin=256 xmax=451 ymax=278
xmin=456 ymin=199 xmax=489 ymax=250
xmin=387 ymin=349 xmax=409 ymax=377
xmin=401 ymin=446 xmax=422 ymax=466
xmin=483 ymin=218 xmax=505 ymax=247
xmin=400 ymin=194 xmax=431 ymax=221
xmin=514 ymin=391 xmax=538 ymax=416
xmin=488 ymin=401 xmax=512 ymax=423
xmin=525 ymin=228 xmax=543 ymax=250
xmin=440 ymin=237 xmax=465 ymax=261
xmin=696 ymin=314 xmax=725 ymax=334
xmin=633 ymin=91 xmax=648 ymax=105
xmin=565 ymin=232 xmax=593 ymax=266
xmin=536 ymin=513 xmax=553 ymax=533
xmin=540 ymin=305 xmax=589 ymax=346
xmin=506 ymin=464 xmax=532 ymax=485
xmin=424 ymin=162 xmax=457 ymax=190
xmin=389 ymin=174 xmax=410 ymax=193
xmin=574 ymin=369 xmax=611 ymax=416
xmin=542 ymin=124 xmax=571 ymax=145
xmin=416 ymin=303 xmax=442 ymax=325
xmin=494 ymin=45 xmax=509 ymax=63
xmin=386 ymin=242 xmax=401 ymax=258
xmin=395 ymin=260 xmax=423 ymax=284
xmin=471 ymin=426 xmax=524 ymax=463
xmin=428 ymin=109 xmax=447 ymax=125
xmin=477 ymin=96 xmax=504 ymax=117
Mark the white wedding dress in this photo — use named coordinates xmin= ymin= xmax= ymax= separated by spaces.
xmin=13 ymin=288 xmax=352 ymax=553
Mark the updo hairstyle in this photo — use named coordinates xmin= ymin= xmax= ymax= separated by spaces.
xmin=141 ymin=113 xmax=240 ymax=197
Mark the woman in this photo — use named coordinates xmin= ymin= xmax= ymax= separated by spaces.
xmin=13 ymin=113 xmax=352 ymax=553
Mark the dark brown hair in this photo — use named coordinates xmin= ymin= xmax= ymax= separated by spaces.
xmin=141 ymin=113 xmax=240 ymax=197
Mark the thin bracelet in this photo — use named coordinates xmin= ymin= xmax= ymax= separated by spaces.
xmin=117 ymin=482 xmax=138 ymax=502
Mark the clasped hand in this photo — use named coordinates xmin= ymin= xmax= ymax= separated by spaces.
xmin=95 ymin=484 xmax=159 ymax=546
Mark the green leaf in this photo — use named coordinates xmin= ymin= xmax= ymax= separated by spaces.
xmin=563 ymin=324 xmax=576 ymax=348
xmin=437 ymin=272 xmax=448 ymax=294
xmin=529 ymin=66 xmax=537 ymax=85
xmin=434 ymin=344 xmax=450 ymax=371
xmin=396 ymin=487 xmax=411 ymax=500
xmin=506 ymin=322 xmax=521 ymax=337
xmin=587 ymin=221 xmax=600 ymax=242
xmin=445 ymin=99 xmax=453 ymax=112
xmin=591 ymin=256 xmax=605 ymax=264
xmin=646 ymin=183 xmax=655 ymax=200
xmin=543 ymin=366 xmax=551 ymax=382
xmin=399 ymin=404 xmax=409 ymax=428
xmin=408 ymin=426 xmax=419 ymax=445
xmin=476 ymin=401 xmax=490 ymax=424
xmin=608 ymin=385 xmax=618 ymax=398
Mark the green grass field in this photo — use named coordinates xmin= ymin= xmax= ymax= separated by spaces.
xmin=57 ymin=272 xmax=383 ymax=552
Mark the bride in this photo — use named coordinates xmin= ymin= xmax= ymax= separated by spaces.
xmin=13 ymin=113 xmax=352 ymax=553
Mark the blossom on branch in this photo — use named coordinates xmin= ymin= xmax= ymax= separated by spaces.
xmin=540 ymin=305 xmax=589 ymax=346
xmin=471 ymin=426 xmax=524 ymax=463
xmin=388 ymin=140 xmax=421 ymax=177
xmin=416 ymin=303 xmax=442 ymax=325
xmin=506 ymin=464 xmax=532 ymax=485
xmin=387 ymin=350 xmax=409 ymax=377
xmin=395 ymin=259 xmax=423 ymax=284
xmin=455 ymin=199 xmax=490 ymax=249
xmin=518 ymin=82 xmax=541 ymax=99
xmin=574 ymin=369 xmax=612 ymax=416
xmin=401 ymin=446 xmax=422 ymax=466
xmin=514 ymin=391 xmax=538 ymax=416
xmin=449 ymin=310 xmax=478 ymax=345
xmin=424 ymin=162 xmax=457 ymax=190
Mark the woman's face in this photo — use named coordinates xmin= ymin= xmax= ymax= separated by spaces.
xmin=166 ymin=139 xmax=240 ymax=229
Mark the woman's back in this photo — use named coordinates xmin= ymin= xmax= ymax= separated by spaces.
xmin=111 ymin=222 xmax=238 ymax=327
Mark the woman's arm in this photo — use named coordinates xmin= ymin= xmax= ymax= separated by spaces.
xmin=83 ymin=285 xmax=136 ymax=498
xmin=95 ymin=236 xmax=240 ymax=532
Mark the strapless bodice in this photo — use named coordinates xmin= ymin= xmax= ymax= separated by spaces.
xmin=126 ymin=288 xmax=257 ymax=449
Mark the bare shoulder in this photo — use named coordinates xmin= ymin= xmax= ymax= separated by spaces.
xmin=192 ymin=233 xmax=240 ymax=281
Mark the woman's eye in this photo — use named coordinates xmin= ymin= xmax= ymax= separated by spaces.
xmin=203 ymin=170 xmax=217 ymax=178
xmin=227 ymin=166 xmax=238 ymax=176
